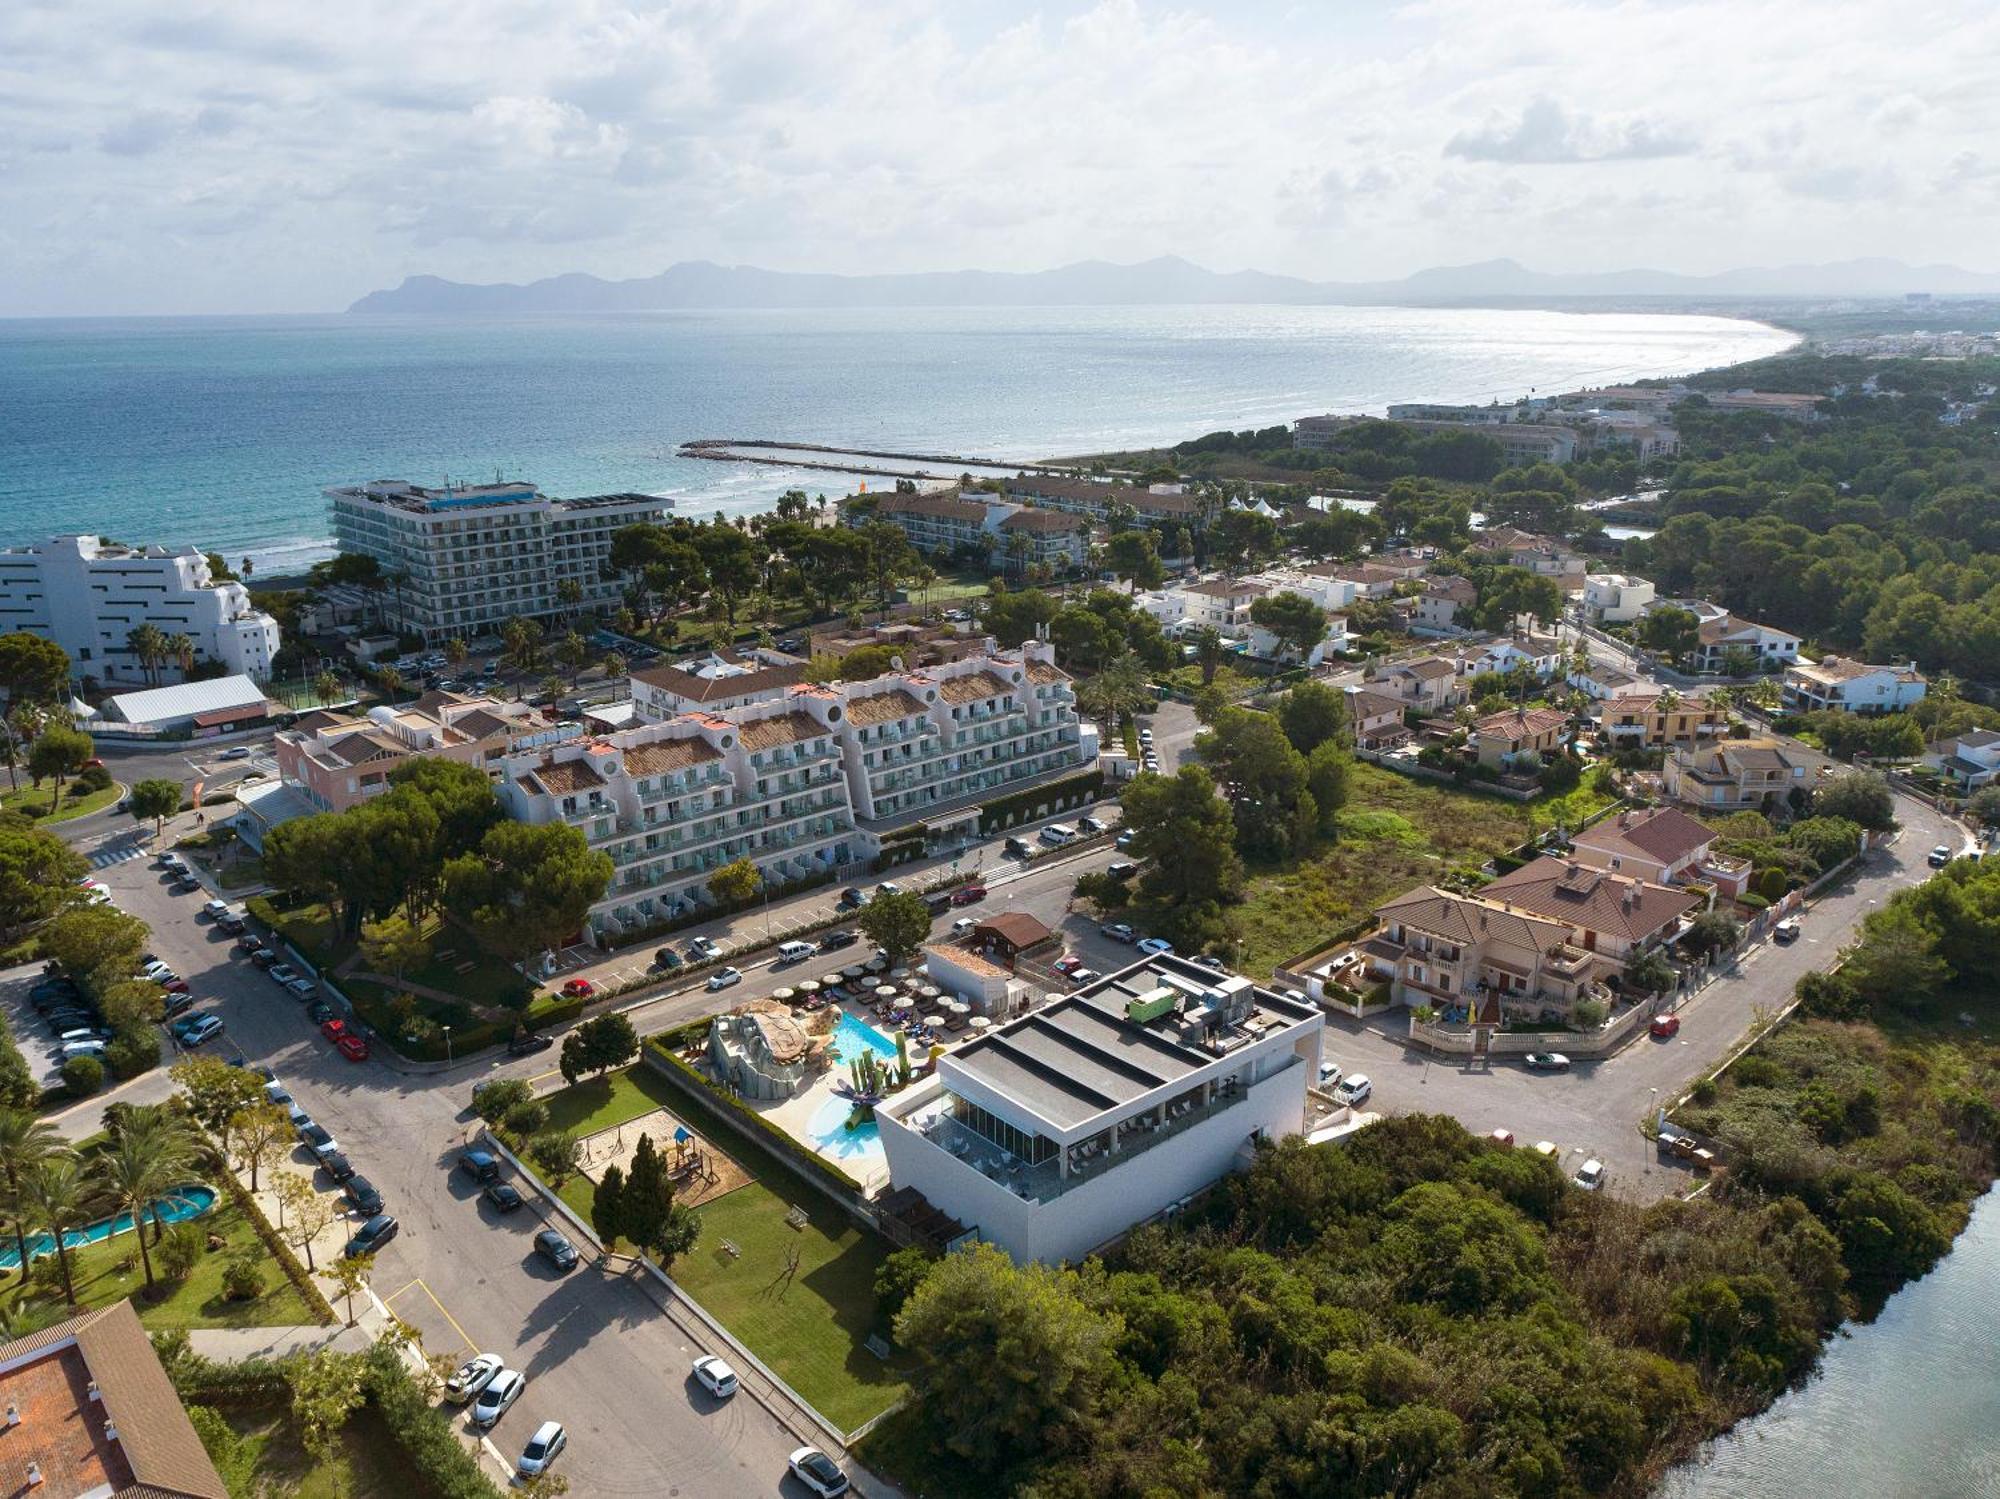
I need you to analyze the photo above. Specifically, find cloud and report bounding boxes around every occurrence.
[1445,97,1696,164]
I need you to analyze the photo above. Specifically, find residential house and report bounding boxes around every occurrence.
[874,954,1325,1264]
[275,691,566,812]
[1581,573,1656,624]
[1471,705,1570,769]
[1366,548,1437,579]
[1345,687,1410,749]
[1925,729,2000,791]
[1305,561,1399,599]
[1596,691,1731,747]
[1178,578,1269,637]
[1663,736,1808,811]
[1569,805,1753,899]
[1251,567,1361,615]
[1376,656,1467,713]
[1474,528,1589,592]
[632,648,808,718]
[1247,612,1350,667]
[1783,657,1928,715]
[1459,636,1562,682]
[1568,664,1643,701]
[1652,600,1800,672]
[1413,575,1477,634]
[1480,857,1701,962]
[1362,885,1603,1023]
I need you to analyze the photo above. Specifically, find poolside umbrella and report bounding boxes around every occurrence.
[924,1012,946,1029]
[864,957,887,973]
[841,965,865,979]
[796,979,820,994]
[917,984,940,1000]
[772,987,795,1002]
[971,1016,992,1033]
[890,967,911,981]
[946,1000,969,1017]
[874,984,898,998]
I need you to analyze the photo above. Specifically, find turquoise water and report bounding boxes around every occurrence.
[805,1092,887,1169]
[0,1183,218,1269]
[830,1011,899,1066]
[0,306,1792,571]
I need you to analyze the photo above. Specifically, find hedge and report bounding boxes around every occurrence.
[0,994,37,1110]
[215,1165,337,1325]
[977,769,1105,834]
[643,1041,866,1197]
[360,1343,506,1499]
[159,1343,292,1404]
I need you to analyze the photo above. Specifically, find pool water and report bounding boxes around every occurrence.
[0,1183,218,1270]
[830,1011,900,1066]
[803,1012,902,1170]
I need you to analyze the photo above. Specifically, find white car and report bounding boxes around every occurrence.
[263,1080,292,1106]
[1135,936,1173,957]
[951,917,976,936]
[788,1447,851,1497]
[691,1354,738,1399]
[1333,1074,1372,1108]
[1573,1158,1606,1192]
[706,966,743,991]
[469,1367,524,1428]
[444,1352,504,1404]
[517,1420,567,1476]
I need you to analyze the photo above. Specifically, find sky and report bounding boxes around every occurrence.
[3,0,1998,316]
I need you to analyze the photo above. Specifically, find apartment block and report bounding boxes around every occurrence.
[1002,475,1201,525]
[875,954,1324,1265]
[324,478,670,641]
[1663,736,1809,811]
[1581,573,1656,624]
[1413,575,1477,633]
[1782,657,1928,715]
[275,691,567,813]
[0,535,280,683]
[861,489,1089,571]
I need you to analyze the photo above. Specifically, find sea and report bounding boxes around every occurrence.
[1659,1185,2000,1498]
[0,304,1793,574]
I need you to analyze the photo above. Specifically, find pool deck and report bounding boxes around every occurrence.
[751,1005,903,1194]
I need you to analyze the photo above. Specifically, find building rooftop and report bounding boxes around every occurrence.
[736,710,828,752]
[1483,857,1700,943]
[93,676,269,726]
[935,671,1012,705]
[845,688,928,726]
[973,912,1056,950]
[1473,706,1571,740]
[945,956,1318,1130]
[633,653,807,703]
[519,757,606,796]
[997,508,1087,534]
[1022,659,1070,686]
[873,490,985,524]
[1346,688,1407,721]
[1789,655,1923,685]
[1377,885,1573,954]
[620,734,724,775]
[1570,807,1718,868]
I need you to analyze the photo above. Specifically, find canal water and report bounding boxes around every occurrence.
[1658,1184,2000,1497]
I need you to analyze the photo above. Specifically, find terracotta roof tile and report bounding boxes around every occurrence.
[936,671,1012,705]
[845,688,926,726]
[621,736,723,774]
[1482,857,1699,944]
[737,711,828,752]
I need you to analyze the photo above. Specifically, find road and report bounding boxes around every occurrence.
[85,852,834,1499]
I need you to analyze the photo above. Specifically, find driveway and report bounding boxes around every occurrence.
[1317,791,1963,1199]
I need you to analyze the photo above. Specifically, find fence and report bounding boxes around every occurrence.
[1409,997,1656,1058]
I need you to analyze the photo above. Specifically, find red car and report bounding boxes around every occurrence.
[1052,955,1083,975]
[335,1032,370,1062]
[320,1017,350,1043]
[161,978,190,994]
[560,978,595,998]
[949,885,988,906]
[1650,1014,1682,1039]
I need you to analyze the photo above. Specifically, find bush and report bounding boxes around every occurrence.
[472,1079,533,1124]
[221,1251,266,1301]
[0,1006,38,1110]
[158,1223,205,1284]
[74,763,114,793]
[499,1097,549,1139]
[104,1025,160,1081]
[359,1343,506,1499]
[216,1168,336,1325]
[1573,998,1608,1028]
[60,1054,104,1097]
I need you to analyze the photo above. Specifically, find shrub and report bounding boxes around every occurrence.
[104,1025,160,1081]
[500,1098,549,1139]
[359,1343,506,1499]
[74,764,114,793]
[159,1223,205,1283]
[472,1079,533,1124]
[60,1054,104,1097]
[1573,998,1608,1028]
[221,1251,266,1301]
[216,1167,336,1325]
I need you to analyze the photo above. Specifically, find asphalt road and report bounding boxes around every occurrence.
[86,852,834,1499]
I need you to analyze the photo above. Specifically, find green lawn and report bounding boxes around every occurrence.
[1230,763,1615,977]
[197,1397,426,1499]
[0,780,121,824]
[0,1195,316,1332]
[543,1064,909,1432]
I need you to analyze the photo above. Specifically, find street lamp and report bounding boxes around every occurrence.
[442,1025,453,1067]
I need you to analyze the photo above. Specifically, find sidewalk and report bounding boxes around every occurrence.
[187,1322,373,1361]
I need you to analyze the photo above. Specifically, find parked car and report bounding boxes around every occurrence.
[161,991,196,1018]
[535,1228,578,1272]
[1100,922,1136,943]
[1534,1140,1561,1161]
[470,1368,525,1429]
[1136,936,1174,957]
[1052,954,1084,975]
[336,1032,370,1062]
[268,964,299,986]
[1523,1052,1571,1072]
[951,917,977,937]
[250,947,279,968]
[789,1446,851,1498]
[306,999,335,1024]
[876,881,903,897]
[218,745,253,761]
[160,977,191,995]
[201,899,231,921]
[459,1149,501,1183]
[174,1014,225,1048]
[1115,830,1136,850]
[172,874,201,894]
[343,1177,384,1217]
[837,887,865,910]
[1650,1014,1682,1039]
[686,936,720,960]
[818,929,860,952]
[1317,1060,1343,1089]
[1076,815,1104,835]
[1774,917,1802,943]
[286,976,318,1000]
[318,1150,356,1183]
[1193,954,1227,973]
[506,1031,554,1057]
[706,966,743,992]
[1066,968,1100,987]
[344,1214,399,1256]
[263,1079,292,1106]
[234,933,265,956]
[652,947,684,970]
[216,912,247,935]
[560,978,595,998]
[517,1420,567,1477]
[1930,843,1954,867]
[1333,1074,1373,1108]
[319,1017,352,1044]
[1490,1128,1516,1147]
[1573,1159,1607,1192]
[949,884,987,906]
[299,1122,339,1159]
[445,1352,504,1404]
[690,1354,738,1399]
[483,1182,525,1213]
[1105,861,1139,880]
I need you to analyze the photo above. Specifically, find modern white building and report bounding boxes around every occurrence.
[1782,657,1928,715]
[323,479,670,642]
[875,955,1324,1264]
[0,536,280,683]
[1581,573,1656,624]
[91,674,272,733]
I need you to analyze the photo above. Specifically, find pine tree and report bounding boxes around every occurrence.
[590,1163,625,1250]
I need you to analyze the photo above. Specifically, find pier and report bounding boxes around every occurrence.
[679,438,1083,484]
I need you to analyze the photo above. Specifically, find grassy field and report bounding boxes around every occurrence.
[0,1195,316,1331]
[0,780,121,823]
[1230,762,1616,977]
[198,1398,421,1499]
[538,1064,909,1431]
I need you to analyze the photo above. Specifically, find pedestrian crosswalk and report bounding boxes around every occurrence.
[87,841,145,870]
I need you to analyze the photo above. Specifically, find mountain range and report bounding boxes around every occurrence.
[347,254,2000,315]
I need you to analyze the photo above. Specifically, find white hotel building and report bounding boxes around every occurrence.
[496,638,1090,942]
[0,536,280,683]
[323,479,669,642]
[877,955,1325,1264]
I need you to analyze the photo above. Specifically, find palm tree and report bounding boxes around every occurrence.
[126,623,168,686]
[376,666,404,703]
[22,1158,94,1307]
[602,651,628,682]
[1003,531,1033,580]
[166,633,196,681]
[0,1110,64,1281]
[444,637,469,672]
[1195,627,1226,687]
[96,1109,196,1294]
[312,671,340,707]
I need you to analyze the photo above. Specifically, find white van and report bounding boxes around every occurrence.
[1039,824,1078,848]
[1333,1074,1372,1108]
[775,941,815,965]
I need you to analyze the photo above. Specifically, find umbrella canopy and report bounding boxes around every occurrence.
[916,984,940,1000]
[946,999,969,1016]
[970,1016,993,1032]
[864,957,888,973]
[890,967,911,980]
[772,987,795,1002]
[874,983,898,997]
[796,979,820,994]
[923,1013,946,1028]
[841,965,866,979]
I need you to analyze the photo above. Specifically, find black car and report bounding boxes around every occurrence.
[652,946,684,971]
[837,887,865,910]
[483,1182,525,1213]
[234,933,264,956]
[344,1214,398,1257]
[343,1176,384,1216]
[817,929,860,952]
[1005,837,1031,857]
[1105,861,1139,880]
[249,948,279,968]
[459,1149,501,1184]
[506,1031,554,1057]
[161,991,196,1018]
[318,1150,357,1183]
[30,982,80,1011]
[534,1229,578,1272]
[45,1009,97,1034]
[172,874,201,893]
[306,1000,335,1024]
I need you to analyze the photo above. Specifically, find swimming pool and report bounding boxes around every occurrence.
[829,1011,900,1067]
[0,1183,218,1270]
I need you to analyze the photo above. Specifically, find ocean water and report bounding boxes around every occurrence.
[0,305,1792,572]
[1660,1186,2000,1497]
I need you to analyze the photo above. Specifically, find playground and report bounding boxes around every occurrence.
[575,1106,749,1210]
